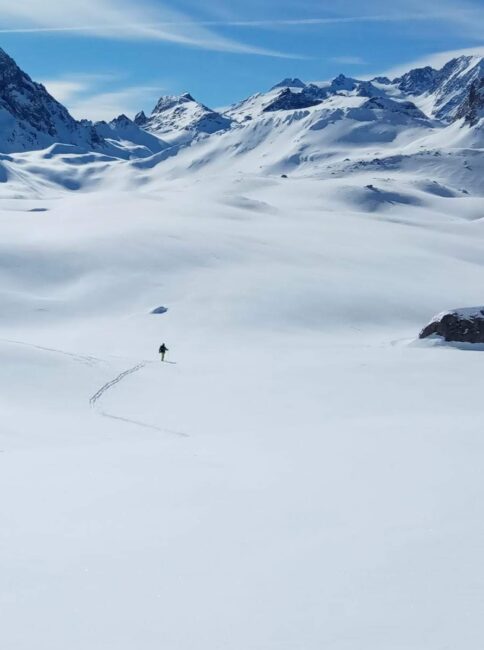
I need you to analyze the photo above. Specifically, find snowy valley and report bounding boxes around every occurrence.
[1,46,484,650]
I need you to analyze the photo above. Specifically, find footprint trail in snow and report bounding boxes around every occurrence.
[90,362,188,438]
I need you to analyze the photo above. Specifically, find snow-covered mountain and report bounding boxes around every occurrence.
[136,92,233,144]
[224,56,484,131]
[0,48,102,153]
[0,47,169,158]
[0,47,484,180]
[390,55,484,123]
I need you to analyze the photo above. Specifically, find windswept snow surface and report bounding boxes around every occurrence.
[2,157,484,649]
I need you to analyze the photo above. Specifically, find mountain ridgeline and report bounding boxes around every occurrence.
[0,46,483,164]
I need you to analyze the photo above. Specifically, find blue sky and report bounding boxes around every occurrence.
[0,0,483,120]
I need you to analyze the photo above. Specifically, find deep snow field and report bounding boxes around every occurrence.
[2,160,484,649]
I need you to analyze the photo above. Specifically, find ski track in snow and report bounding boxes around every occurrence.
[0,337,103,366]
[90,362,188,438]
[89,363,147,406]
[2,338,187,437]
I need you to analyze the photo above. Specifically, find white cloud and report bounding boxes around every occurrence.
[380,0,484,40]
[40,73,162,121]
[41,74,117,103]
[68,86,163,122]
[370,46,484,79]
[147,1,484,35]
[0,0,482,59]
[42,80,89,104]
[190,0,484,44]
[0,0,298,57]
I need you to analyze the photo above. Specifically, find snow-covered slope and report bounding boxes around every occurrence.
[93,114,168,158]
[2,48,484,650]
[2,171,484,650]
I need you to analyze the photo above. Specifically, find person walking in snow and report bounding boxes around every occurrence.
[159,343,169,362]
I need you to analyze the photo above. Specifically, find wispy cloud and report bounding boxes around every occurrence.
[185,0,484,44]
[193,12,480,27]
[0,0,299,57]
[1,0,483,58]
[41,74,117,103]
[69,86,163,122]
[374,46,484,79]
[41,73,163,121]
[382,0,484,40]
[0,2,482,34]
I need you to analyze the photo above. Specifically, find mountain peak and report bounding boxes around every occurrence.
[271,78,306,90]
[111,114,132,125]
[152,92,197,115]
[372,76,392,85]
[330,74,359,92]
[143,91,233,142]
[395,66,438,94]
[134,111,147,126]
[1,45,484,158]
[0,47,103,153]
[429,55,484,121]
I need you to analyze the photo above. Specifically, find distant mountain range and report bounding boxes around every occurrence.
[0,46,483,169]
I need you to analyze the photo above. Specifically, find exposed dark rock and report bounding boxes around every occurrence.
[356,81,380,98]
[455,78,484,125]
[263,89,323,112]
[419,307,484,343]
[432,57,484,122]
[134,111,148,126]
[110,114,132,127]
[151,306,168,315]
[372,76,392,85]
[394,66,438,95]
[330,74,358,91]
[361,96,426,118]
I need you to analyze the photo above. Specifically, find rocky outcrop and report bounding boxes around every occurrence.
[395,66,438,95]
[419,307,484,343]
[263,89,323,112]
[455,78,484,125]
